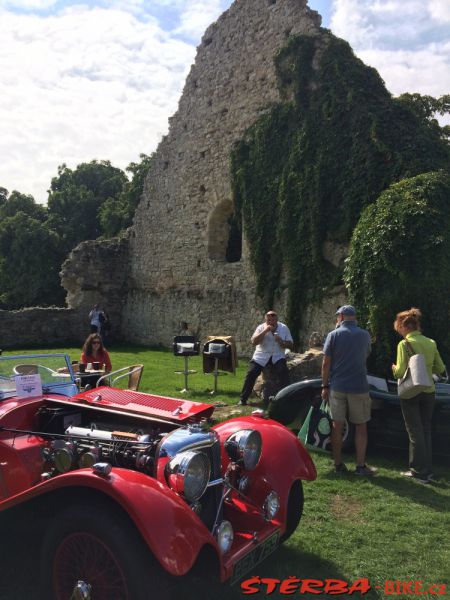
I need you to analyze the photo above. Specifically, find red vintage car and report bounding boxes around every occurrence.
[0,353,316,599]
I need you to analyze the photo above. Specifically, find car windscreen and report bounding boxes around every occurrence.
[0,354,74,398]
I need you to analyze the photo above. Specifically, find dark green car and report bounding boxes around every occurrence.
[268,376,450,457]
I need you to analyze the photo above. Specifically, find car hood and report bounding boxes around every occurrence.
[69,387,214,423]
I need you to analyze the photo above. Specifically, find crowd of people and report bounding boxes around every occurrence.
[80,300,444,482]
[241,305,445,483]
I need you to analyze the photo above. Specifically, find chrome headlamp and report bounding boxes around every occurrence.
[264,491,280,521]
[215,520,234,554]
[166,450,210,502]
[225,429,262,470]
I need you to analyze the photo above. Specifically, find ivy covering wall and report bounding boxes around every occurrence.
[230,32,449,345]
[345,170,450,374]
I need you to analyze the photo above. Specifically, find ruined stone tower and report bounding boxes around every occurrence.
[120,0,327,352]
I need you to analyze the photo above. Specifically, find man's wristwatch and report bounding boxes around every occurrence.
[322,384,330,388]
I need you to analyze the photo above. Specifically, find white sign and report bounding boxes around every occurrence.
[15,374,43,398]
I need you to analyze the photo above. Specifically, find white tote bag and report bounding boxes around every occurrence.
[397,342,431,399]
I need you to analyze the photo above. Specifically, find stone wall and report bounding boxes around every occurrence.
[0,235,130,350]
[60,235,130,341]
[0,307,82,349]
[121,0,323,354]
[55,0,348,355]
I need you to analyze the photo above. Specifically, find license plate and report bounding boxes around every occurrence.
[231,530,280,585]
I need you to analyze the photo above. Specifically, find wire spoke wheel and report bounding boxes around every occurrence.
[53,531,129,600]
[41,502,168,600]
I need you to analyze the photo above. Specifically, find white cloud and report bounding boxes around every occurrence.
[175,0,225,40]
[0,5,196,202]
[330,0,450,97]
[1,0,449,203]
[0,0,57,8]
[428,0,450,23]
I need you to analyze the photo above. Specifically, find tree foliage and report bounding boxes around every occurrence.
[98,153,153,237]
[0,190,47,222]
[0,154,151,309]
[47,160,128,252]
[345,171,450,373]
[0,212,65,309]
[230,33,450,342]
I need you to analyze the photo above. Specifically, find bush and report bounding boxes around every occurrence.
[345,170,450,374]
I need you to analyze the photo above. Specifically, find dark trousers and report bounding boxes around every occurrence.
[240,358,289,403]
[400,392,435,477]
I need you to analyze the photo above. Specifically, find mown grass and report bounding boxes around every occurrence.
[3,343,247,405]
[3,344,450,599]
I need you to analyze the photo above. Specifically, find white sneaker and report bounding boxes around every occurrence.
[400,470,429,484]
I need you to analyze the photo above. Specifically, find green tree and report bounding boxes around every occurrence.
[0,190,47,222]
[47,160,127,251]
[344,170,450,374]
[98,153,153,238]
[0,212,65,309]
[231,33,450,341]
[0,187,7,208]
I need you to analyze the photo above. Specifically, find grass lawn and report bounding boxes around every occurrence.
[3,344,450,599]
[3,343,248,405]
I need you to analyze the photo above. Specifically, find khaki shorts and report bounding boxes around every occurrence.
[329,390,371,424]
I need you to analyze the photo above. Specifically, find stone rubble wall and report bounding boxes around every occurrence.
[121,0,323,353]
[0,235,130,351]
[49,0,347,356]
[0,307,82,349]
[60,235,130,342]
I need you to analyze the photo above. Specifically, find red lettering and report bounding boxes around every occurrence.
[299,579,324,594]
[241,576,261,595]
[384,581,395,594]
[429,584,447,595]
[279,577,300,594]
[260,578,280,594]
[324,579,349,595]
[348,579,371,595]
[414,581,424,595]
[402,581,413,594]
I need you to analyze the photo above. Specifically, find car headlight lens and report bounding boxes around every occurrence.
[225,429,262,470]
[215,520,234,554]
[264,491,280,521]
[166,450,210,502]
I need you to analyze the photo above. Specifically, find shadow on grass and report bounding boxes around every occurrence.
[177,546,381,600]
[318,448,450,512]
[367,475,450,512]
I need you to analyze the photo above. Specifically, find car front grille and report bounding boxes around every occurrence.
[199,437,223,531]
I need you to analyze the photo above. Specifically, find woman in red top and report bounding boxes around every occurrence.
[80,334,112,373]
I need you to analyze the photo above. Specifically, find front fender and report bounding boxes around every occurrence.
[0,468,218,577]
[213,416,316,527]
[268,378,322,425]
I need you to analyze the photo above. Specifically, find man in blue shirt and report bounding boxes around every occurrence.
[321,305,376,476]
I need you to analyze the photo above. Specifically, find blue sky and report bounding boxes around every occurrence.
[1,0,449,203]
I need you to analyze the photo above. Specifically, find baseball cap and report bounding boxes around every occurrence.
[336,305,356,316]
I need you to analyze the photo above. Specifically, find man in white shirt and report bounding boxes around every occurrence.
[89,304,103,333]
[238,311,293,405]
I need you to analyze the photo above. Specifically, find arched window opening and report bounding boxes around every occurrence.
[208,200,242,262]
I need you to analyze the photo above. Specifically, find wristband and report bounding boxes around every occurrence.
[322,384,329,388]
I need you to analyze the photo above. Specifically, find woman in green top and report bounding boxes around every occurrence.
[392,308,445,483]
